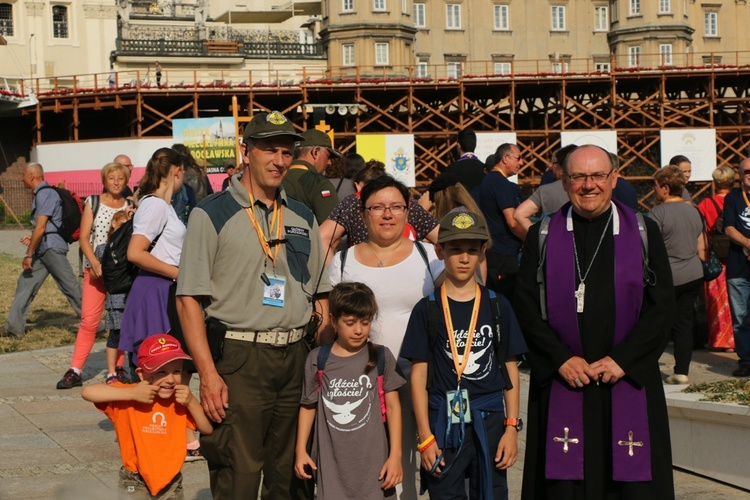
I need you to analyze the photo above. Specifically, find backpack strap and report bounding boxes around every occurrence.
[339,247,349,281]
[537,216,551,321]
[376,344,387,423]
[708,196,722,215]
[488,290,512,391]
[88,195,101,244]
[636,213,656,287]
[426,292,439,391]
[316,342,334,390]
[414,241,436,287]
[33,185,63,238]
[90,195,101,222]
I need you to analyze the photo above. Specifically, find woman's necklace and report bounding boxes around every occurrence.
[366,238,404,268]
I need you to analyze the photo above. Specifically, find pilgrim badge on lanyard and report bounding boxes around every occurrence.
[446,389,471,424]
[262,275,286,307]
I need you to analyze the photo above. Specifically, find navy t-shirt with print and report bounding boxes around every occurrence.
[723,189,750,280]
[400,284,527,400]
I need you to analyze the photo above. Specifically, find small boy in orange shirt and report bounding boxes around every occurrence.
[82,334,213,498]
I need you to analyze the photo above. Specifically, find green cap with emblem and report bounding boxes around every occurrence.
[437,211,490,244]
[298,129,342,158]
[242,111,304,141]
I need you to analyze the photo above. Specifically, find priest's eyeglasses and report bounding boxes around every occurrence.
[364,204,408,216]
[565,169,615,185]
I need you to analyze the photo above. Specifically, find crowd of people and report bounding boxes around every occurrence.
[2,115,749,500]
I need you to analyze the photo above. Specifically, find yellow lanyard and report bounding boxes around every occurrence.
[245,191,283,265]
[742,188,750,209]
[441,283,481,383]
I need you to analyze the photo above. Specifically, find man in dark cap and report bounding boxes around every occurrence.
[177,111,331,499]
[282,129,341,224]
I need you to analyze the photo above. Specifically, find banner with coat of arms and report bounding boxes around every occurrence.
[355,134,416,187]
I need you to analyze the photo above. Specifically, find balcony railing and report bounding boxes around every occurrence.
[6,50,750,99]
[114,38,324,59]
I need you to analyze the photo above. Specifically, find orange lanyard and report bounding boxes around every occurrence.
[742,188,750,209]
[245,191,283,265]
[441,283,481,383]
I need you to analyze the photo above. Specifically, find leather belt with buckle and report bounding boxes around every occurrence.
[225,328,304,347]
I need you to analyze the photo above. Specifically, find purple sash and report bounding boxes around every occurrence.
[544,200,652,482]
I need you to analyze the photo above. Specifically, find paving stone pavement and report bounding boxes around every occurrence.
[0,341,747,499]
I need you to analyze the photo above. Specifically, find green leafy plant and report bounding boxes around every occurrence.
[684,379,750,406]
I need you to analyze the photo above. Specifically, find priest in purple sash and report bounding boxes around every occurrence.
[514,145,676,499]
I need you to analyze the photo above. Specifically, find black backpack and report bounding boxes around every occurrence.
[101,197,163,294]
[707,197,730,260]
[34,186,84,243]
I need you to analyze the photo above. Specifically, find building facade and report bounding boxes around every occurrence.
[1,1,750,88]
[321,0,750,78]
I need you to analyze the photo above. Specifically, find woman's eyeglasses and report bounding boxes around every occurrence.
[364,204,408,216]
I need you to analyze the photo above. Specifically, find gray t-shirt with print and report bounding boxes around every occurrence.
[301,345,405,500]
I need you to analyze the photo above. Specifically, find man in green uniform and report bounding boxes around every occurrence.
[282,129,341,224]
[176,111,331,499]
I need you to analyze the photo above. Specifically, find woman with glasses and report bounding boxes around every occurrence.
[326,175,445,500]
[320,161,440,266]
[649,165,705,385]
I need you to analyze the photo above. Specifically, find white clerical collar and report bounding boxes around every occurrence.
[565,201,620,234]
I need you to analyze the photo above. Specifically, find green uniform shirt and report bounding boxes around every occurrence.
[176,178,331,331]
[282,159,339,225]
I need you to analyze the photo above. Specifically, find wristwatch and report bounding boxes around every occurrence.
[503,418,523,431]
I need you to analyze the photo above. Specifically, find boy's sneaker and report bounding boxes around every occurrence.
[115,366,130,384]
[185,448,204,462]
[105,374,117,385]
[56,369,82,390]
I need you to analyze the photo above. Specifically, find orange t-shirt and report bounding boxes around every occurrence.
[95,383,197,496]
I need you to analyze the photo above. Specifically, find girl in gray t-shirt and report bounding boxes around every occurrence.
[295,283,406,499]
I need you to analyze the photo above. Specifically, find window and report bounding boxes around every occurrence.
[659,0,671,14]
[550,55,569,74]
[628,46,641,67]
[659,44,673,65]
[629,0,640,16]
[375,42,389,65]
[594,62,611,72]
[0,3,13,37]
[374,0,386,11]
[447,62,462,79]
[52,5,69,39]
[594,6,608,31]
[612,0,618,22]
[494,62,511,75]
[413,3,425,27]
[704,12,718,36]
[416,60,429,78]
[551,6,566,31]
[446,4,461,29]
[342,0,353,12]
[342,44,355,66]
[402,0,407,13]
[494,5,509,30]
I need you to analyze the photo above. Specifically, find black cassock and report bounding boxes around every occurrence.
[515,208,676,500]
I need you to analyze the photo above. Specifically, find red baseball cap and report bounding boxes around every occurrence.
[138,334,192,373]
